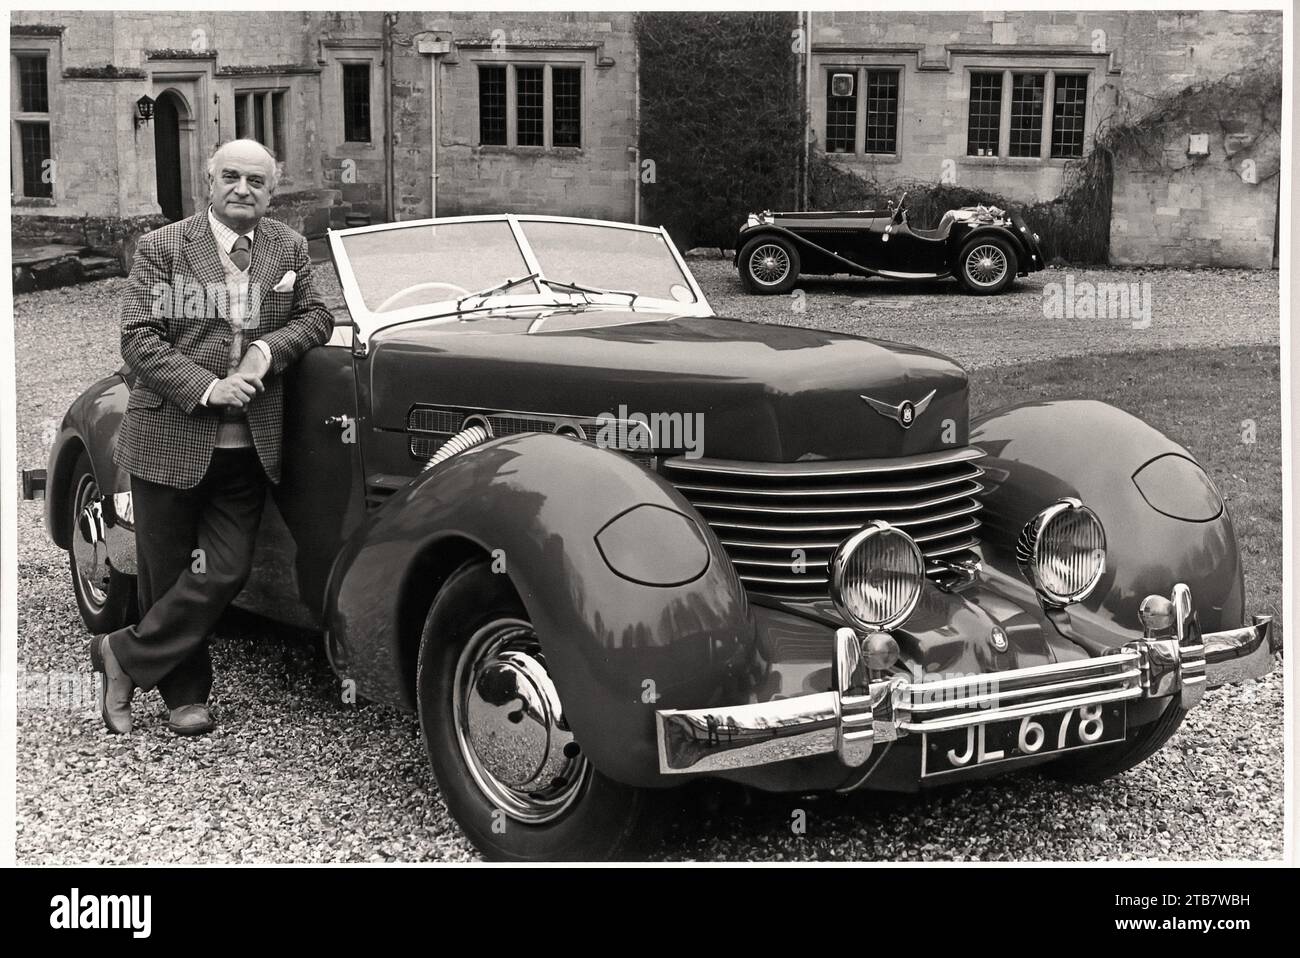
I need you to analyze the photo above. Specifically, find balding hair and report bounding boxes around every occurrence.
[207,138,282,190]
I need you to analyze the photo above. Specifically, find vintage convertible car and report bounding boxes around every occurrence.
[735,193,1045,295]
[27,214,1274,861]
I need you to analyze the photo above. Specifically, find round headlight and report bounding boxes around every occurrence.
[1016,497,1107,607]
[829,521,925,631]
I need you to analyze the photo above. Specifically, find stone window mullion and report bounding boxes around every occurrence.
[998,69,1012,157]
[1040,68,1056,160]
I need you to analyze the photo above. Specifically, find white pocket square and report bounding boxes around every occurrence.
[271,270,297,293]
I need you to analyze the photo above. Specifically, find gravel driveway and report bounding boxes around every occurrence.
[12,265,1282,863]
[687,256,1280,369]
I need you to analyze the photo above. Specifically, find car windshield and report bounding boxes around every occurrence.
[337,217,698,316]
[340,220,536,313]
[521,221,697,304]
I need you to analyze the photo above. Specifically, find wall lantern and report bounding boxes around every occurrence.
[134,94,155,128]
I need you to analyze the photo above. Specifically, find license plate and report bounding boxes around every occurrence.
[921,703,1126,777]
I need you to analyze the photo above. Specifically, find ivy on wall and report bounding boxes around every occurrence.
[811,63,1282,266]
[637,12,803,252]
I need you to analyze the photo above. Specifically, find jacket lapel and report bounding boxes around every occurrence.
[182,211,229,291]
[246,225,282,329]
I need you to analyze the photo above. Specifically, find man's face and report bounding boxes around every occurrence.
[209,142,275,231]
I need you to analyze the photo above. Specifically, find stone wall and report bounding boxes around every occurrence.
[809,9,1282,266]
[10,10,1280,268]
[9,10,383,243]
[810,11,1123,202]
[387,11,638,221]
[1107,11,1282,267]
[10,211,167,272]
[10,9,637,260]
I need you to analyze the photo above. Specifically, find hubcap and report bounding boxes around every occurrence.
[72,477,110,608]
[750,244,791,285]
[965,244,1008,287]
[453,619,590,823]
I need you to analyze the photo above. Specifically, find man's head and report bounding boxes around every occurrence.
[207,138,279,232]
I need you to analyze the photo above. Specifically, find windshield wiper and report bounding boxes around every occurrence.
[456,272,541,311]
[538,278,640,307]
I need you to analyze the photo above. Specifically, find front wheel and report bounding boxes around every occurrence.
[738,236,801,295]
[67,451,137,633]
[1042,698,1188,784]
[955,236,1018,295]
[415,560,660,861]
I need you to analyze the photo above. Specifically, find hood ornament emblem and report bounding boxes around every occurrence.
[860,388,936,430]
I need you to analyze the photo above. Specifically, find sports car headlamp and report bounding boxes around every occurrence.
[829,521,925,632]
[1016,497,1107,608]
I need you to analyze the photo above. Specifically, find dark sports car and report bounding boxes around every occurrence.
[27,214,1273,861]
[736,193,1045,295]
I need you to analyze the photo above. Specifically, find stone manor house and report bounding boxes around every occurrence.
[9,9,1282,271]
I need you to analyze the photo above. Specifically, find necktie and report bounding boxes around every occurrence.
[224,234,252,425]
[229,234,252,272]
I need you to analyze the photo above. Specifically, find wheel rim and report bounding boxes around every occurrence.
[964,244,1008,287]
[749,244,792,286]
[71,474,111,610]
[452,618,591,824]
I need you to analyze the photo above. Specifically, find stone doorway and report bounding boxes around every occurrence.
[151,87,199,222]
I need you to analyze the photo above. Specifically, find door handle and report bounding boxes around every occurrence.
[325,414,355,428]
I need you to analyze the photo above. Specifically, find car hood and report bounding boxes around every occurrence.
[366,312,969,461]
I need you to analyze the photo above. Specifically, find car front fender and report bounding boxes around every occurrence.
[46,373,130,549]
[971,399,1246,650]
[324,432,757,788]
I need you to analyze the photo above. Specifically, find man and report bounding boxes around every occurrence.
[90,138,333,736]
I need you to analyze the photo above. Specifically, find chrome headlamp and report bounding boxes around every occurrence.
[1016,497,1107,607]
[829,521,925,631]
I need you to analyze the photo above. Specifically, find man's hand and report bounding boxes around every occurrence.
[206,372,264,408]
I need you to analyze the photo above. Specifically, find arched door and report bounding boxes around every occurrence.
[153,91,184,221]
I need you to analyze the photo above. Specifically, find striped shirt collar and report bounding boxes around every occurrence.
[207,205,257,256]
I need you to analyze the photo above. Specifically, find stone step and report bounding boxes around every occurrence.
[11,243,123,292]
[79,255,122,280]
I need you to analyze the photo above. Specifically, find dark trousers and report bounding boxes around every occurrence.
[108,447,267,708]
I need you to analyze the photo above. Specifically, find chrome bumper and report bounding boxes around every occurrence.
[655,584,1273,775]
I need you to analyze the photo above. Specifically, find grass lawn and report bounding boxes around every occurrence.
[969,344,1282,644]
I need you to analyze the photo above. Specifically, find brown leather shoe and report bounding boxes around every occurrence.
[167,704,215,737]
[88,634,133,734]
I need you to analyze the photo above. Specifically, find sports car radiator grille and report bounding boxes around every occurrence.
[663,447,985,598]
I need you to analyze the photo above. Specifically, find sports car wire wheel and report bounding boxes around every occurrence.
[964,244,1008,287]
[452,618,591,824]
[749,244,792,286]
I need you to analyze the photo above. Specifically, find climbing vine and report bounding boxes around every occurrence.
[637,12,803,252]
[811,63,1281,265]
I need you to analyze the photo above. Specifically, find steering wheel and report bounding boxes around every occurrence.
[891,191,910,223]
[375,281,472,313]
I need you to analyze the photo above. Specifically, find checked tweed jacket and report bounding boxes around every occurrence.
[115,211,334,488]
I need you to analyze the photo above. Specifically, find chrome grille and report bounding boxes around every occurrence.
[409,408,464,434]
[406,405,655,468]
[487,414,570,437]
[663,447,984,597]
